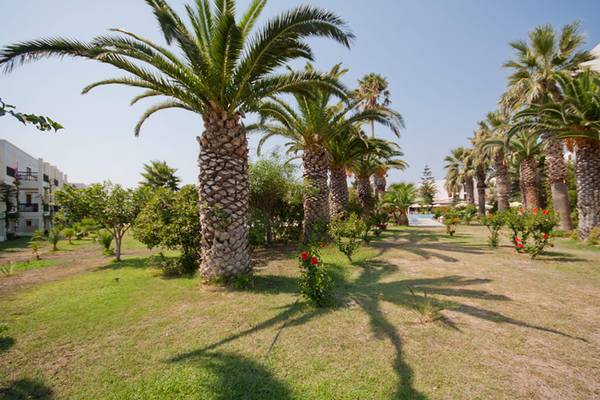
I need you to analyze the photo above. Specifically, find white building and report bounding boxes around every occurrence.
[0,140,68,241]
[433,179,480,206]
[582,43,600,72]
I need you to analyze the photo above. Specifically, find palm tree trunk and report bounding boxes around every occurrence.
[575,139,600,240]
[543,134,573,230]
[357,174,374,212]
[198,112,250,282]
[464,177,475,204]
[520,156,541,210]
[494,153,511,211]
[476,166,487,216]
[373,171,387,201]
[302,145,330,244]
[329,166,349,218]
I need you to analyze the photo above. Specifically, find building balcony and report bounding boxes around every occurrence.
[18,203,39,213]
[16,171,38,181]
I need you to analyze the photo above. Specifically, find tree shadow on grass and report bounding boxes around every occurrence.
[0,336,15,353]
[0,378,53,400]
[535,251,587,263]
[370,228,491,262]
[170,352,292,400]
[168,248,587,399]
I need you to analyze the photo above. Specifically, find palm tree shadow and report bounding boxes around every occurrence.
[0,378,53,399]
[0,336,15,353]
[170,352,292,400]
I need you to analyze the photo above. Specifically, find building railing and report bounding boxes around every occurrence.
[18,203,39,212]
[16,171,39,181]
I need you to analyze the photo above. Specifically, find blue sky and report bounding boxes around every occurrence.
[1,0,599,187]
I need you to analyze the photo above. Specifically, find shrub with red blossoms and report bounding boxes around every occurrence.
[503,208,558,258]
[297,247,333,307]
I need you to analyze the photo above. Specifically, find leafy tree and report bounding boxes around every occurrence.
[62,227,75,244]
[47,227,63,251]
[140,160,180,191]
[419,165,437,206]
[383,183,417,225]
[0,183,18,236]
[0,0,354,282]
[502,22,592,230]
[0,97,63,131]
[329,213,366,263]
[55,182,142,261]
[134,185,200,272]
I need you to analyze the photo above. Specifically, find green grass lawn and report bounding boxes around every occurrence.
[2,259,63,274]
[0,226,599,399]
[0,237,31,252]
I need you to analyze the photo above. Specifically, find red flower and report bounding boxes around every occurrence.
[514,237,521,243]
[543,233,549,240]
[300,252,308,261]
[517,243,524,249]
[543,209,549,216]
[533,207,538,214]
[311,257,318,265]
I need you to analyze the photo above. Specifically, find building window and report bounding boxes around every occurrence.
[53,179,59,186]
[26,220,32,227]
[26,194,32,204]
[6,166,15,177]
[43,174,49,183]
[26,167,32,175]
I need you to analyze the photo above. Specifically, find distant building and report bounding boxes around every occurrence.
[582,43,600,72]
[0,140,68,241]
[432,179,479,206]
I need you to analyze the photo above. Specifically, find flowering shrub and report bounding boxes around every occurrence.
[506,208,558,258]
[297,248,333,307]
[329,213,367,262]
[442,209,461,236]
[369,208,389,237]
[481,213,504,247]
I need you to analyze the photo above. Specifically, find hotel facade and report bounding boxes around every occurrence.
[0,139,68,241]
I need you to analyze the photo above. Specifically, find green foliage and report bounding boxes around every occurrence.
[150,252,196,277]
[297,247,333,307]
[587,227,600,246]
[369,208,389,237]
[459,204,478,225]
[0,263,14,277]
[139,160,180,191]
[329,213,366,263]
[97,230,114,254]
[419,165,437,206]
[481,213,504,247]
[47,227,62,251]
[249,154,303,245]
[0,97,63,131]
[442,209,461,236]
[55,182,143,261]
[408,287,444,324]
[62,228,75,244]
[134,185,200,274]
[383,182,416,225]
[432,206,449,220]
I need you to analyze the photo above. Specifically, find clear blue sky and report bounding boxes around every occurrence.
[1,0,599,187]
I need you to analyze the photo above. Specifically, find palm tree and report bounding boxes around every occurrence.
[510,71,600,239]
[354,73,393,197]
[383,183,417,225]
[253,65,403,242]
[140,160,180,191]
[485,131,543,209]
[476,111,512,211]
[0,0,354,281]
[470,127,492,216]
[351,143,407,212]
[444,147,475,204]
[502,22,593,230]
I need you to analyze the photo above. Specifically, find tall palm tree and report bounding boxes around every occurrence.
[383,182,417,225]
[510,71,600,239]
[354,73,393,197]
[470,127,492,216]
[252,65,403,242]
[0,0,354,281]
[484,131,543,209]
[444,147,475,204]
[502,22,593,230]
[140,160,180,190]
[351,143,407,212]
[476,111,512,211]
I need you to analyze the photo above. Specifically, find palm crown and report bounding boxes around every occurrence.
[0,0,355,134]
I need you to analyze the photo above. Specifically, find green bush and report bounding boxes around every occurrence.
[62,228,75,244]
[442,209,461,236]
[297,248,333,308]
[369,208,389,237]
[329,213,367,263]
[97,229,114,255]
[47,227,63,251]
[460,204,478,225]
[586,226,600,246]
[481,213,504,247]
[151,252,196,277]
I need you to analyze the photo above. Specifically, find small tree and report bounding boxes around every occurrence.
[383,182,417,225]
[47,227,62,251]
[139,160,181,191]
[55,182,142,261]
[443,209,460,236]
[134,185,200,274]
[419,165,437,207]
[62,228,75,244]
[329,213,367,263]
[482,213,504,247]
